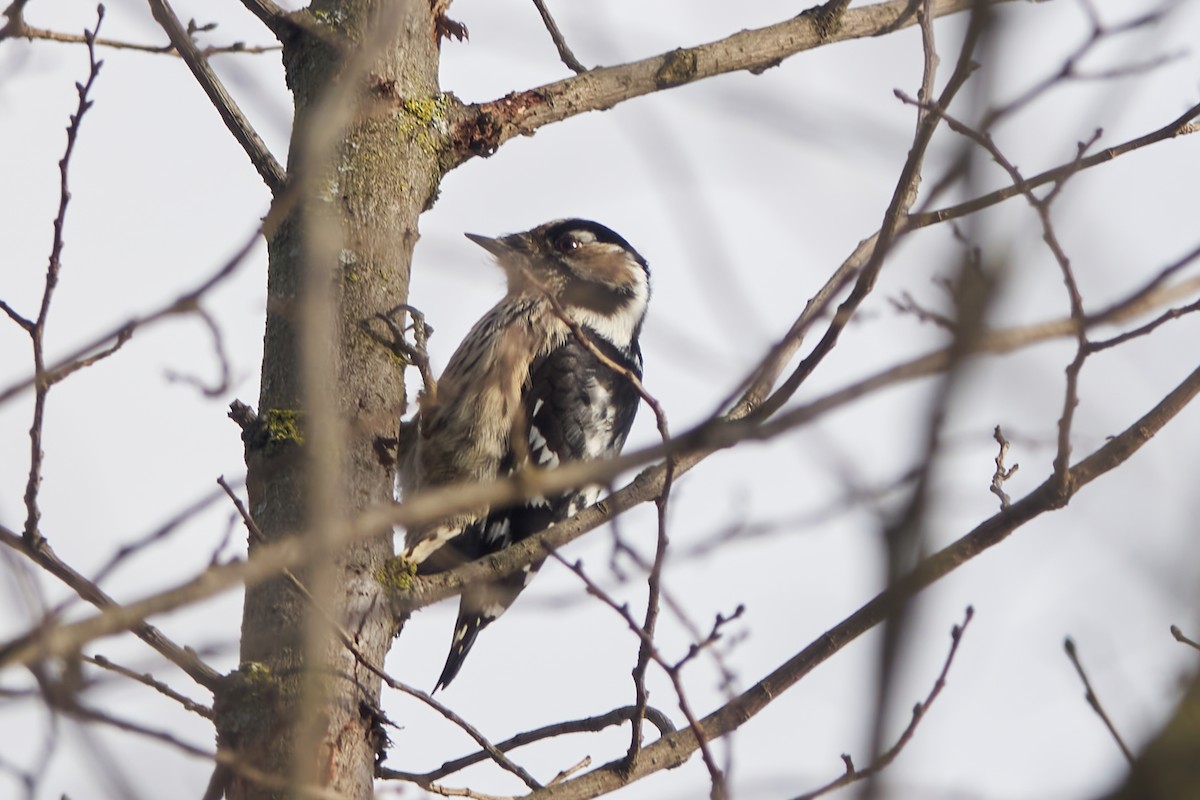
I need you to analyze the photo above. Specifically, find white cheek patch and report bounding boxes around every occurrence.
[566,263,649,351]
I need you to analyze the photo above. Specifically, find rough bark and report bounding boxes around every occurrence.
[222,1,443,797]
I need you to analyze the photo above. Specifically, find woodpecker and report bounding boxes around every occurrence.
[401,219,650,690]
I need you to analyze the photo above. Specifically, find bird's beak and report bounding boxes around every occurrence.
[464,232,509,258]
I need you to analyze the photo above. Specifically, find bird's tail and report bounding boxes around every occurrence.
[433,563,542,691]
[434,607,492,692]
[434,574,530,691]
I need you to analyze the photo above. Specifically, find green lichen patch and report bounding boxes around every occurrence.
[377,555,418,593]
[264,409,305,445]
[233,660,275,684]
[214,662,283,746]
[402,95,442,123]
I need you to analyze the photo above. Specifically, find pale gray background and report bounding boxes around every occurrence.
[2,1,1200,798]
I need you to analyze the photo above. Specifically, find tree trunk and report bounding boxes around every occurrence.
[222,2,442,796]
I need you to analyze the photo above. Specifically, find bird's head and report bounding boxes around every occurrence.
[466,219,650,349]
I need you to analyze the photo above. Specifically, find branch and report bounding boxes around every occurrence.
[512,361,1200,800]
[1064,638,1135,764]
[1170,625,1200,653]
[793,607,974,800]
[0,220,264,406]
[18,5,105,546]
[146,0,286,191]
[9,284,1200,672]
[238,0,294,38]
[0,522,223,691]
[215,478,544,792]
[379,705,674,785]
[447,0,1014,164]
[549,553,727,798]
[10,24,281,55]
[530,0,586,74]
[725,100,1200,422]
[84,654,213,718]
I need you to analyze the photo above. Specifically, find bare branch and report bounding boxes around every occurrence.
[989,426,1018,510]
[146,0,286,190]
[0,220,265,406]
[1064,637,1135,764]
[17,5,105,547]
[0,522,223,691]
[379,705,674,784]
[447,0,1016,164]
[793,606,975,800]
[550,553,727,798]
[10,23,281,55]
[238,0,294,38]
[217,476,543,792]
[530,0,586,74]
[83,654,213,718]
[163,306,233,397]
[9,276,1198,674]
[511,364,1200,799]
[1169,625,1200,653]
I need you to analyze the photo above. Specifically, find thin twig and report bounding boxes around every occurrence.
[530,0,586,73]
[990,425,1018,510]
[0,219,265,406]
[751,0,985,425]
[1064,637,1135,764]
[1169,625,1200,653]
[20,5,105,547]
[379,705,674,784]
[896,89,1104,494]
[83,654,213,718]
[11,275,1199,674]
[146,0,286,191]
[626,469,671,770]
[163,307,233,397]
[511,265,678,776]
[12,24,281,55]
[549,552,727,798]
[88,485,233,588]
[7,355,1200,800]
[0,523,223,691]
[793,607,975,800]
[1088,298,1200,353]
[217,477,543,792]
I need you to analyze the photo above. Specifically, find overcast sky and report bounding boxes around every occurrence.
[3,1,1200,798]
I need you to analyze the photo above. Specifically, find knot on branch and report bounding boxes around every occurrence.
[798,0,852,40]
[655,48,697,89]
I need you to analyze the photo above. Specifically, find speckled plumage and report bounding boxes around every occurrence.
[402,219,650,690]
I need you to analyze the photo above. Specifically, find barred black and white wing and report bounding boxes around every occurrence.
[434,334,642,691]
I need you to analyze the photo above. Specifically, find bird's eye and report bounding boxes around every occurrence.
[555,233,580,253]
